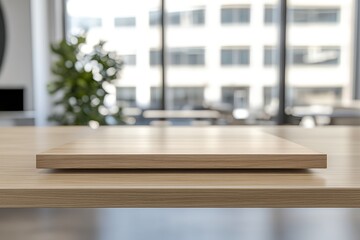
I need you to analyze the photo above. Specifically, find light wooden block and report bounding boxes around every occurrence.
[36,127,326,169]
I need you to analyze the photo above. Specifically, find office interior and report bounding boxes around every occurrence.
[0,0,359,239]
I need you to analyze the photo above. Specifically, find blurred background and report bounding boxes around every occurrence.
[0,0,360,239]
[0,0,359,127]
[1,208,360,240]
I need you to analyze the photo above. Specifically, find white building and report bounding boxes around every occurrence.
[66,0,355,117]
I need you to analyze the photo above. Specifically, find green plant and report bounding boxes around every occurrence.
[48,35,124,125]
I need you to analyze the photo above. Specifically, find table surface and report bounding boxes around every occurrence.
[0,126,359,208]
[36,127,326,169]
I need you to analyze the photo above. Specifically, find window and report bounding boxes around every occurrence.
[264,6,276,24]
[170,87,204,110]
[191,9,205,25]
[168,12,181,25]
[287,0,351,111]
[264,87,276,107]
[116,87,136,107]
[264,47,277,66]
[68,17,102,33]
[150,9,205,27]
[265,46,340,66]
[288,47,340,65]
[151,87,204,110]
[150,50,161,66]
[221,7,250,24]
[152,48,205,66]
[221,48,250,65]
[222,87,249,108]
[171,87,204,109]
[188,49,204,65]
[149,11,161,26]
[150,87,161,109]
[265,7,340,24]
[289,87,342,106]
[290,47,307,65]
[65,0,355,125]
[168,48,205,66]
[122,55,136,66]
[115,17,136,27]
[289,8,340,23]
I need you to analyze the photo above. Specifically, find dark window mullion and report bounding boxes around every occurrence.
[161,0,166,110]
[277,0,287,125]
[354,0,360,99]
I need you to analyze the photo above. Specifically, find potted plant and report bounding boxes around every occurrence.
[48,35,124,126]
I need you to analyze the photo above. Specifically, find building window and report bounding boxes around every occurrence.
[116,87,136,107]
[265,7,340,24]
[150,50,161,66]
[289,87,342,106]
[289,47,340,65]
[264,6,276,24]
[264,46,340,66]
[115,17,136,27]
[150,9,205,27]
[168,12,181,25]
[169,48,205,66]
[264,87,276,107]
[221,7,250,24]
[289,8,340,23]
[222,87,249,108]
[149,11,161,26]
[151,48,205,66]
[122,54,136,66]
[151,87,204,110]
[290,47,308,64]
[191,9,205,25]
[221,48,250,65]
[68,17,102,32]
[171,87,204,109]
[264,47,277,66]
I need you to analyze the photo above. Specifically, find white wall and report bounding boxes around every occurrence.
[31,0,63,125]
[0,0,33,110]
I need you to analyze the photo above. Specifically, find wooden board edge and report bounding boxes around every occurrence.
[0,187,358,208]
[36,153,327,169]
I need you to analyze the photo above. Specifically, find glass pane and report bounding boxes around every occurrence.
[264,6,276,24]
[221,7,251,24]
[168,12,181,26]
[221,9,233,23]
[165,0,279,124]
[287,0,354,116]
[289,8,340,23]
[191,9,205,25]
[149,11,161,26]
[114,17,136,27]
[221,49,233,65]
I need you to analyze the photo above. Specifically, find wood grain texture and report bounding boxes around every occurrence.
[36,127,326,169]
[0,126,359,207]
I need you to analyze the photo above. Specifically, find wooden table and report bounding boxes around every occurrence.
[0,126,359,208]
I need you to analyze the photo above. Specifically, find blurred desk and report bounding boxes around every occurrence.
[0,111,35,126]
[0,126,360,207]
[143,110,220,119]
[289,105,360,126]
[143,110,221,125]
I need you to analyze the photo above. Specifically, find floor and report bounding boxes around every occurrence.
[0,209,359,240]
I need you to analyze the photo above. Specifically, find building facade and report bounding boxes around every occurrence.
[66,0,354,118]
